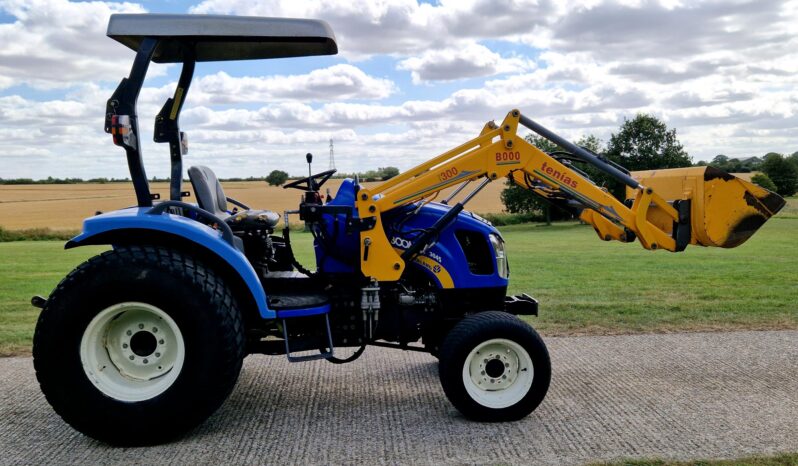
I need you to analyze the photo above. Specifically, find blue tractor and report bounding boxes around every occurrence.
[31,14,547,445]
[32,14,782,446]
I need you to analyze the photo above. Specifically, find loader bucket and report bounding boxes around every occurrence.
[627,166,785,248]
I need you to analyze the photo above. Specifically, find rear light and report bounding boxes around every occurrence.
[110,115,136,149]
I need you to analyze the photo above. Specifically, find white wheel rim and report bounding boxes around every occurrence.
[80,302,185,402]
[462,338,534,409]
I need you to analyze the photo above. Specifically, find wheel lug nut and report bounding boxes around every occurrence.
[138,323,144,329]
[155,352,161,357]
[159,339,165,345]
[481,371,485,375]
[129,355,134,360]
[126,330,132,336]
[122,343,128,349]
[143,359,148,364]
[152,327,158,333]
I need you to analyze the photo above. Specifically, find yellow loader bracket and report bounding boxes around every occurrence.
[356,109,785,281]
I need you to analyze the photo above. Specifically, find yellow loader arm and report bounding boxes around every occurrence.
[355,110,785,281]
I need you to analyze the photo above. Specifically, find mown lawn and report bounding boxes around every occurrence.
[1,203,796,355]
[597,451,798,465]
[504,213,797,335]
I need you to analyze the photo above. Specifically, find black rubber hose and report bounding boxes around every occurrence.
[324,345,366,364]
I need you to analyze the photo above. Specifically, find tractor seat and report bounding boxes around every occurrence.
[188,165,280,230]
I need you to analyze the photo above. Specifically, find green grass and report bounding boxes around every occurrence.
[1,202,796,355]
[503,214,798,335]
[596,452,798,465]
[0,243,106,355]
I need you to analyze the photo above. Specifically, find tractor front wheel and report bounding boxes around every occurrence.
[438,311,550,421]
[33,246,245,445]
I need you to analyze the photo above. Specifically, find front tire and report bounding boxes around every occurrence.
[33,246,245,445]
[439,311,550,422]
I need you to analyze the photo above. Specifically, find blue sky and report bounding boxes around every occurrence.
[1,0,797,180]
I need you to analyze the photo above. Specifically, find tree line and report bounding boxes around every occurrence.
[1,166,403,187]
[697,153,798,196]
[264,166,400,186]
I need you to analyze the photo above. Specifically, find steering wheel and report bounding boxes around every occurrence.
[283,169,337,192]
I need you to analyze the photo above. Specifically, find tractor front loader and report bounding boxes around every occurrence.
[30,13,784,446]
[352,109,785,283]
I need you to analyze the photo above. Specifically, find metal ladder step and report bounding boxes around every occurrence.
[279,311,334,363]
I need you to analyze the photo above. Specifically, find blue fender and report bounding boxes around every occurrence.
[66,207,274,319]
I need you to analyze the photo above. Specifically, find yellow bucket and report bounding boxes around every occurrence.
[628,167,785,248]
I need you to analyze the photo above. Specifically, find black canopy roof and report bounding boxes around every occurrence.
[107,14,338,63]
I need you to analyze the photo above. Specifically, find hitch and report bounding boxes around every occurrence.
[31,295,47,309]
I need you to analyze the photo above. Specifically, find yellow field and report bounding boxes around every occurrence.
[0,179,508,230]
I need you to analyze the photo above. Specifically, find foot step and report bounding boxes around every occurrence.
[277,305,334,363]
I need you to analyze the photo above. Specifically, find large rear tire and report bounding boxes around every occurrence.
[439,311,550,422]
[33,246,245,445]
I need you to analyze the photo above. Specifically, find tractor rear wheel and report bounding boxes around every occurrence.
[33,246,245,445]
[438,311,550,422]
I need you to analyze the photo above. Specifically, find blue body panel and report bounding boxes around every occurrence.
[316,179,508,289]
[68,207,276,319]
[384,202,508,289]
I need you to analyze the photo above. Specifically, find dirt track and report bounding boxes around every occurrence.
[1,330,796,465]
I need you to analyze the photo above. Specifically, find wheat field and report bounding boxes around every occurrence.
[0,179,508,230]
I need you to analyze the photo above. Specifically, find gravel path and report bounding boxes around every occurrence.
[1,330,796,465]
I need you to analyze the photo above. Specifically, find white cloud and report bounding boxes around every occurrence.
[0,0,160,88]
[397,43,535,83]
[190,65,396,103]
[188,0,553,58]
[2,0,798,180]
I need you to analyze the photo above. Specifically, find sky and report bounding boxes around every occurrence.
[1,0,797,180]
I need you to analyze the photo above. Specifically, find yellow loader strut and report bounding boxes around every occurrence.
[355,110,785,281]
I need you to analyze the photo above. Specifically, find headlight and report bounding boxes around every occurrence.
[489,233,509,279]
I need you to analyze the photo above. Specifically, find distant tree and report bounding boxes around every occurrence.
[605,114,692,171]
[265,169,289,186]
[708,154,761,173]
[379,166,400,180]
[787,152,798,171]
[750,173,778,192]
[526,135,560,153]
[760,153,797,196]
[711,154,729,166]
[595,114,690,199]
[726,158,744,172]
[500,179,541,214]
